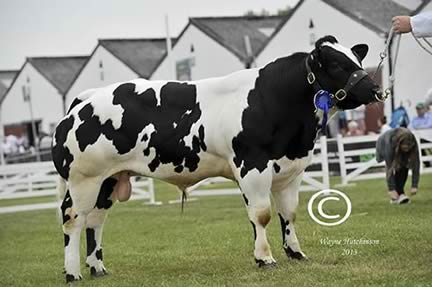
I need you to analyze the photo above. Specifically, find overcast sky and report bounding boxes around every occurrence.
[0,0,298,70]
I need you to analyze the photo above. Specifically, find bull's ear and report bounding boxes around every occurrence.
[351,44,369,61]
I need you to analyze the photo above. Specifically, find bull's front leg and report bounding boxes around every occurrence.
[272,174,307,260]
[236,163,276,268]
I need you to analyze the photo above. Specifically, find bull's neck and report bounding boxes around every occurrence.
[255,53,317,120]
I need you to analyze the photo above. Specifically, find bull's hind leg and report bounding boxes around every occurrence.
[85,177,118,277]
[272,174,307,260]
[236,164,276,267]
[62,178,101,283]
[61,190,84,282]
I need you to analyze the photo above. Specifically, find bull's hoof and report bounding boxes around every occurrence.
[284,247,308,260]
[65,274,82,283]
[255,258,277,269]
[90,266,109,278]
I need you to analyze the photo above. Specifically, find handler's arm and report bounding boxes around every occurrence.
[411,11,432,38]
[375,134,388,163]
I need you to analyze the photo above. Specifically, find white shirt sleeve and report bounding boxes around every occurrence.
[411,11,432,38]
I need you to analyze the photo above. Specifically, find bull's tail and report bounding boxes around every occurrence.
[56,177,67,223]
[181,189,187,214]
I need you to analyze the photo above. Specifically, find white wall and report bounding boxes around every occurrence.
[151,24,245,80]
[1,63,64,134]
[66,46,138,107]
[393,3,432,116]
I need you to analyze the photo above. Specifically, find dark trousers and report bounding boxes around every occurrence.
[394,167,409,195]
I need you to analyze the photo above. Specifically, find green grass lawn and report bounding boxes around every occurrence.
[1,175,431,287]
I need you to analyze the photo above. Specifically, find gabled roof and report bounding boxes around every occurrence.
[0,70,18,103]
[190,15,285,63]
[0,81,8,103]
[28,56,88,95]
[99,38,172,79]
[321,0,414,35]
[0,70,18,84]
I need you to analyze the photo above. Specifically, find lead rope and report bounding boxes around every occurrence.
[372,27,394,80]
[372,27,402,102]
[411,33,432,56]
[388,34,401,98]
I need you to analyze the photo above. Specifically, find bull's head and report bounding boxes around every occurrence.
[306,36,385,110]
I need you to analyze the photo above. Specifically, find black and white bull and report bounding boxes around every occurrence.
[52,36,384,282]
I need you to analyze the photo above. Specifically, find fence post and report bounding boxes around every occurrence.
[148,178,155,204]
[320,135,330,189]
[337,133,347,185]
[413,132,424,174]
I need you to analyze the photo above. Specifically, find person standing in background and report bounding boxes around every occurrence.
[409,103,432,130]
[392,11,432,37]
[376,128,420,204]
[378,116,392,134]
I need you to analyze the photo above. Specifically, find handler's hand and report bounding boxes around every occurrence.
[410,187,418,196]
[392,16,412,33]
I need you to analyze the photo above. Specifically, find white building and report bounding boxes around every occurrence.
[0,56,87,145]
[65,38,169,107]
[151,16,285,81]
[256,0,430,132]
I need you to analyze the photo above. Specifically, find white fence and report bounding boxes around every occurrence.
[187,136,330,199]
[2,130,431,212]
[0,162,158,214]
[337,129,432,185]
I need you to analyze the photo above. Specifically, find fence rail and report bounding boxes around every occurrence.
[0,162,159,214]
[1,130,431,213]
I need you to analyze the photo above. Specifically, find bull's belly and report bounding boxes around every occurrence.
[69,147,234,190]
[271,152,313,191]
[142,152,235,189]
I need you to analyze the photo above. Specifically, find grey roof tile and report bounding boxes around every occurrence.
[0,70,18,83]
[28,56,88,95]
[322,0,416,35]
[190,15,285,62]
[0,81,8,103]
[99,38,171,78]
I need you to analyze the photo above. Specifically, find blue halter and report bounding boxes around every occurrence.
[313,90,334,134]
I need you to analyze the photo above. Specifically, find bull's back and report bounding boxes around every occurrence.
[54,78,226,181]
